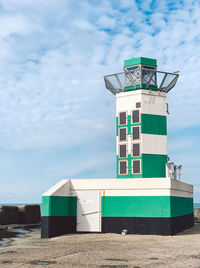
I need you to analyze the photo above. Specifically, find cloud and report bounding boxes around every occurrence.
[0,0,200,202]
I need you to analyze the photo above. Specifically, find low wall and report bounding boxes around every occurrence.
[0,206,19,225]
[194,208,200,223]
[0,205,41,225]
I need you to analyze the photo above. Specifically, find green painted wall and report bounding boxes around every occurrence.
[117,154,167,178]
[116,115,135,136]
[124,57,157,67]
[171,196,194,217]
[42,196,77,216]
[41,195,193,219]
[141,114,167,135]
[117,154,142,178]
[116,114,166,136]
[142,154,167,178]
[102,196,193,218]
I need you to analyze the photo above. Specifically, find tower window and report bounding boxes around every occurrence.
[119,112,127,125]
[132,110,140,123]
[132,143,140,157]
[132,126,140,140]
[119,144,127,158]
[132,160,141,174]
[119,127,127,141]
[119,160,128,175]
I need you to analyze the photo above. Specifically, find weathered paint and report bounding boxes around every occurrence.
[116,90,166,117]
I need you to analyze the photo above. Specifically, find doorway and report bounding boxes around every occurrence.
[76,191,101,232]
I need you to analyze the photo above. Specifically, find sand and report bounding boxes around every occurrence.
[0,224,200,267]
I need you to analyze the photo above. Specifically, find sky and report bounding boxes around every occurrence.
[0,0,200,203]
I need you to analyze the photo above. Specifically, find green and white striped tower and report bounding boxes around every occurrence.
[104,57,177,179]
[41,56,194,238]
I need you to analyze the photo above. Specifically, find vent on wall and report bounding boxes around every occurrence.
[136,102,141,108]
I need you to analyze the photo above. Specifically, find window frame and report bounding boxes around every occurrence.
[131,142,141,158]
[118,111,128,126]
[131,109,140,124]
[131,125,140,141]
[118,143,128,158]
[131,159,142,175]
[119,127,128,142]
[119,160,128,175]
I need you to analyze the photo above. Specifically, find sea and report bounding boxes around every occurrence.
[194,203,200,208]
[0,203,41,207]
[1,203,200,208]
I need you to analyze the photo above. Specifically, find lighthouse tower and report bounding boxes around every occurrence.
[41,57,194,238]
[117,59,167,178]
[104,57,177,179]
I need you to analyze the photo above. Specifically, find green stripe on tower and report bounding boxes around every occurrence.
[142,154,167,177]
[42,196,77,216]
[117,154,167,178]
[116,114,166,137]
[141,114,167,135]
[116,117,118,136]
[102,196,193,218]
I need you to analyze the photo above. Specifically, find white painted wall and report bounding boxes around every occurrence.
[116,90,167,116]
[43,179,71,196]
[141,134,167,155]
[42,178,193,199]
[116,90,167,160]
[70,178,193,198]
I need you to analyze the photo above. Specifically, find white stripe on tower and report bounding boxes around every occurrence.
[116,90,166,116]
[141,134,167,155]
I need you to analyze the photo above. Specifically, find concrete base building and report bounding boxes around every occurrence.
[41,178,193,238]
[41,57,194,238]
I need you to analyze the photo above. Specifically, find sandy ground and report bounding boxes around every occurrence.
[0,224,200,267]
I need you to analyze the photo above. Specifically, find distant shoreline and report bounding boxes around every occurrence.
[0,203,41,206]
[1,203,200,208]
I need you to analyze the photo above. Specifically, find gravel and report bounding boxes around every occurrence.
[0,224,200,267]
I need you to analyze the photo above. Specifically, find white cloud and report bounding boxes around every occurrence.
[97,15,116,29]
[0,0,200,201]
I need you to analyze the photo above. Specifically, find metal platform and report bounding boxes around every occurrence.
[104,67,179,95]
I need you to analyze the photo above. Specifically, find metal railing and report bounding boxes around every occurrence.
[104,68,179,95]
